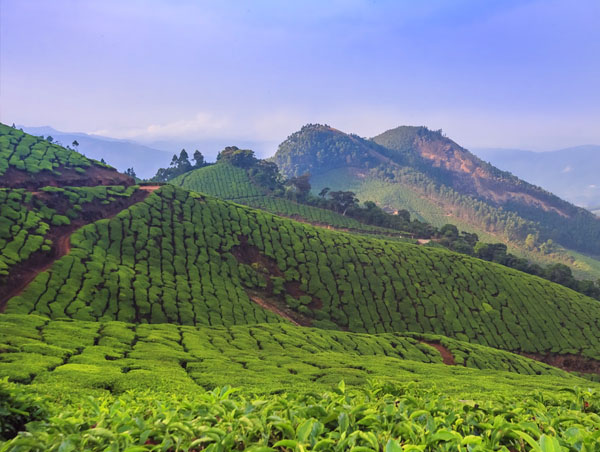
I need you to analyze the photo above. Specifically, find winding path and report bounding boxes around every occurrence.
[0,187,159,311]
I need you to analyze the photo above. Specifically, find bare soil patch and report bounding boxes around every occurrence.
[420,341,455,365]
[520,352,600,376]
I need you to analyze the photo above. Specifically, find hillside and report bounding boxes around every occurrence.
[171,162,397,233]
[273,124,600,259]
[474,145,600,210]
[0,123,133,188]
[2,150,600,449]
[5,185,600,366]
[21,125,172,179]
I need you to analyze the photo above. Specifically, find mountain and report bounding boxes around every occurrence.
[20,125,170,179]
[2,125,600,448]
[473,145,600,210]
[273,124,600,258]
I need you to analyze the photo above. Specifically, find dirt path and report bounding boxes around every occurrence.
[247,292,313,327]
[0,189,150,311]
[421,341,456,365]
[138,185,162,192]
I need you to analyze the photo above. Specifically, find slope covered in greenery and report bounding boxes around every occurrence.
[171,162,389,232]
[5,185,600,361]
[0,186,140,279]
[0,123,133,188]
[273,124,600,260]
[0,314,573,396]
[4,313,600,451]
[4,375,599,450]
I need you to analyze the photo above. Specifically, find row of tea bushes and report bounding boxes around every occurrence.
[6,186,600,358]
[0,124,95,176]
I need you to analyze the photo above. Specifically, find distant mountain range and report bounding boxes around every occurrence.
[19,126,279,178]
[19,126,170,179]
[472,146,600,211]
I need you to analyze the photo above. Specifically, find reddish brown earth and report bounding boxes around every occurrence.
[520,352,600,375]
[0,189,150,310]
[138,185,162,192]
[230,235,321,323]
[247,292,311,327]
[0,165,134,189]
[420,341,456,365]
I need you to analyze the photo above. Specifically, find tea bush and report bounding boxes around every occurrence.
[0,124,96,176]
[6,186,600,360]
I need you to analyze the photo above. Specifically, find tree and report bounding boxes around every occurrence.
[125,167,137,178]
[286,173,311,199]
[72,140,79,150]
[193,150,205,168]
[46,136,54,143]
[329,191,358,216]
[439,224,459,239]
[318,187,330,198]
[217,146,257,168]
[177,149,192,172]
[525,233,537,250]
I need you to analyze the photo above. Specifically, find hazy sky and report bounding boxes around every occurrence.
[1,0,599,155]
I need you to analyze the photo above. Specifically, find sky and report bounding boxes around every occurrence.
[1,0,600,157]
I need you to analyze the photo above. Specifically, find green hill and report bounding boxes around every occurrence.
[273,124,600,264]
[0,123,133,188]
[2,313,600,450]
[0,314,577,395]
[2,126,600,449]
[6,185,600,362]
[171,162,393,233]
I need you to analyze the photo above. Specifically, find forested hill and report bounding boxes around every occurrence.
[272,124,600,256]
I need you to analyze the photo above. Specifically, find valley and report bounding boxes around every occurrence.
[1,124,600,450]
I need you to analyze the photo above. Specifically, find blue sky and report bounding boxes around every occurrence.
[1,0,599,155]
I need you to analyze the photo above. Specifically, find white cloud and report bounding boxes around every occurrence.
[561,165,573,173]
[92,112,230,140]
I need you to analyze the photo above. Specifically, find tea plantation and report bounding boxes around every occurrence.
[2,131,600,450]
[171,163,388,232]
[0,124,96,176]
[2,314,600,450]
[0,185,138,277]
[5,185,600,361]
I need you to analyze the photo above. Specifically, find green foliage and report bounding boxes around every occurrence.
[0,186,138,278]
[0,378,47,440]
[0,123,97,177]
[152,148,207,182]
[7,186,600,361]
[275,123,600,257]
[171,163,391,232]
[2,378,599,451]
[0,314,575,397]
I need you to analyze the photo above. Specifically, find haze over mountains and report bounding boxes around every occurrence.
[474,146,600,211]
[20,126,277,178]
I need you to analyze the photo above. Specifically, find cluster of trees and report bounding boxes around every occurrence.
[152,149,207,182]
